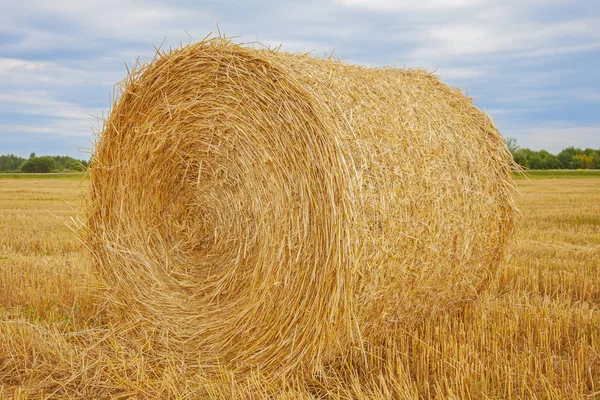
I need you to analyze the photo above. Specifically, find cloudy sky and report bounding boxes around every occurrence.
[1,0,598,158]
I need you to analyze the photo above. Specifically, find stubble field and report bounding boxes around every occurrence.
[0,174,599,399]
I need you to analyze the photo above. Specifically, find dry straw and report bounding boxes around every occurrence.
[88,37,516,380]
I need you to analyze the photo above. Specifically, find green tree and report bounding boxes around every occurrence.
[583,149,600,169]
[64,158,85,171]
[504,136,520,156]
[537,150,562,169]
[20,156,57,173]
[574,154,594,169]
[513,148,534,168]
[0,154,26,172]
[557,147,583,169]
[50,155,89,171]
[591,151,600,170]
[513,148,562,169]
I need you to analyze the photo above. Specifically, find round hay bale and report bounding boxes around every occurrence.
[88,38,516,376]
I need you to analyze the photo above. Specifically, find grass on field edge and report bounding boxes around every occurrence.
[512,169,600,179]
[0,172,87,179]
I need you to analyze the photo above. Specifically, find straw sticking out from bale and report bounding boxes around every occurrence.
[88,38,516,377]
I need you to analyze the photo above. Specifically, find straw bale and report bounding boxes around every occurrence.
[88,38,516,377]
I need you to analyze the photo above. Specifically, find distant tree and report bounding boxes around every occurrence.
[538,150,562,169]
[29,152,36,159]
[0,154,26,172]
[557,147,583,169]
[20,156,57,173]
[570,155,584,169]
[583,148,600,169]
[512,148,562,169]
[504,137,520,156]
[513,148,534,168]
[574,154,594,169]
[50,155,89,171]
[64,158,85,171]
[591,151,600,170]
[527,153,543,169]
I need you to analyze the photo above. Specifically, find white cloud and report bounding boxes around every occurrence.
[0,58,98,86]
[0,30,88,54]
[485,107,532,116]
[0,90,99,141]
[0,90,97,121]
[436,67,486,80]
[334,0,486,11]
[258,38,335,56]
[407,18,600,62]
[581,92,600,102]
[3,0,213,48]
[0,120,94,138]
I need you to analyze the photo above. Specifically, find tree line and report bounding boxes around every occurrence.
[0,153,89,173]
[2,141,600,172]
[504,138,599,170]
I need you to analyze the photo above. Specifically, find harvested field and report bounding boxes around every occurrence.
[1,175,599,398]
